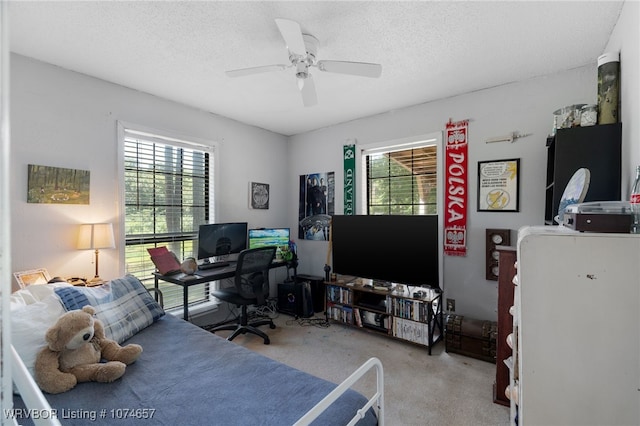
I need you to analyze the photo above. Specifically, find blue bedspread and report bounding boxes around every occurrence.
[14,314,377,425]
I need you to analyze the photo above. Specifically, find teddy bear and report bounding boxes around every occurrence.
[34,305,143,394]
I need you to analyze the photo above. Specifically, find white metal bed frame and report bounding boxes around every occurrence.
[11,346,61,426]
[295,357,384,426]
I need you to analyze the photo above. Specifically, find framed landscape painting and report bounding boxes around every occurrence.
[27,164,90,204]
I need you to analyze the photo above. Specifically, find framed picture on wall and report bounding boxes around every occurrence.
[27,164,90,204]
[477,158,520,212]
[249,182,270,209]
[13,268,51,288]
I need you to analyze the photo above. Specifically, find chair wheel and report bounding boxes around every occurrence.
[263,338,270,345]
[269,323,276,329]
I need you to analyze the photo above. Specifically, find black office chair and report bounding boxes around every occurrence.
[209,246,277,344]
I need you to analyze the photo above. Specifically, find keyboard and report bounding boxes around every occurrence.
[198,261,230,270]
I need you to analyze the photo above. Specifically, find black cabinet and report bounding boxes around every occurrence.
[545,123,621,224]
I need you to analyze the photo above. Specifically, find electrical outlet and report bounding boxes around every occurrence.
[446,298,455,312]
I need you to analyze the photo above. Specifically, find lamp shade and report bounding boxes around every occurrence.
[77,223,115,250]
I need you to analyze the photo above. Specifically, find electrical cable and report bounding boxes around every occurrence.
[200,299,239,331]
[253,300,279,318]
[286,317,331,328]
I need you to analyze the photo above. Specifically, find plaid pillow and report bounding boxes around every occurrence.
[54,275,165,343]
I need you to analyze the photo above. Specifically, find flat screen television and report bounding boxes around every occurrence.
[331,215,440,289]
[248,228,290,261]
[197,222,248,260]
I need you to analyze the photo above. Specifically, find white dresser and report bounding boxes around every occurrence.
[510,226,640,425]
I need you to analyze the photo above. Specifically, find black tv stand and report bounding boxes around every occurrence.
[325,275,443,354]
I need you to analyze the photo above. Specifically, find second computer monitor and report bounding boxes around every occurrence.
[248,228,290,260]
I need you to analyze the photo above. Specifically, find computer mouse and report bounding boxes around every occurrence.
[48,276,66,283]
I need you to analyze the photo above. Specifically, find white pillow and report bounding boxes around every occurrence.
[11,294,66,385]
[10,282,72,309]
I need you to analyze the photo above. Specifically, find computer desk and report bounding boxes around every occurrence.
[153,260,290,321]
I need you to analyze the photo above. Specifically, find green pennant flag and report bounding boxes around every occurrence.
[343,144,356,215]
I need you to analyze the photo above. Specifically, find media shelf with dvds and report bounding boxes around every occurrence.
[325,276,443,354]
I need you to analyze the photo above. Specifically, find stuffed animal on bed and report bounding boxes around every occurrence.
[34,305,143,394]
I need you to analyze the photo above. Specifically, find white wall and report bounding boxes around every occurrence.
[10,54,290,290]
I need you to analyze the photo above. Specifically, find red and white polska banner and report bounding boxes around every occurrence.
[444,119,468,256]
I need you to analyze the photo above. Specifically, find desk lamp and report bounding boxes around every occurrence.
[77,223,115,286]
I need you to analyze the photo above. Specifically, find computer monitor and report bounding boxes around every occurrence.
[197,222,248,260]
[248,228,290,261]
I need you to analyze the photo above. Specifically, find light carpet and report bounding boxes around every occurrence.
[218,313,511,426]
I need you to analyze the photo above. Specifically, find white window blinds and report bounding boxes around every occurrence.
[123,128,212,311]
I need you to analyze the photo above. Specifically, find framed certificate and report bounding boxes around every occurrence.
[478,159,520,212]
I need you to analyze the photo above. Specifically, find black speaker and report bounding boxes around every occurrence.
[295,274,325,313]
[277,281,313,318]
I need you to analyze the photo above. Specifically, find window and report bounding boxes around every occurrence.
[362,136,439,215]
[120,125,213,313]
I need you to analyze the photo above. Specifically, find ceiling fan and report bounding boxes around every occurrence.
[225,18,382,107]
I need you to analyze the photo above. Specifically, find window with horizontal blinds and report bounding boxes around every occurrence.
[366,144,438,215]
[123,130,212,311]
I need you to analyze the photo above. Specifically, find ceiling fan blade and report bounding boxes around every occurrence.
[275,18,307,57]
[299,75,317,107]
[316,60,382,78]
[225,64,288,78]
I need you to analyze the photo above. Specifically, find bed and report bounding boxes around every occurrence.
[10,276,383,425]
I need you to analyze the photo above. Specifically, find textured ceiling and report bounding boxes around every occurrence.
[8,1,624,136]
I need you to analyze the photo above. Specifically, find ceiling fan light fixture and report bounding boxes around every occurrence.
[295,61,308,81]
[225,18,382,107]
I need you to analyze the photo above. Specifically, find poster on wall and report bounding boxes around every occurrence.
[27,164,90,204]
[443,119,469,256]
[249,181,270,209]
[298,171,335,240]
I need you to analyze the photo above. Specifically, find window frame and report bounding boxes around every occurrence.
[357,132,443,214]
[365,145,438,215]
[117,121,219,316]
